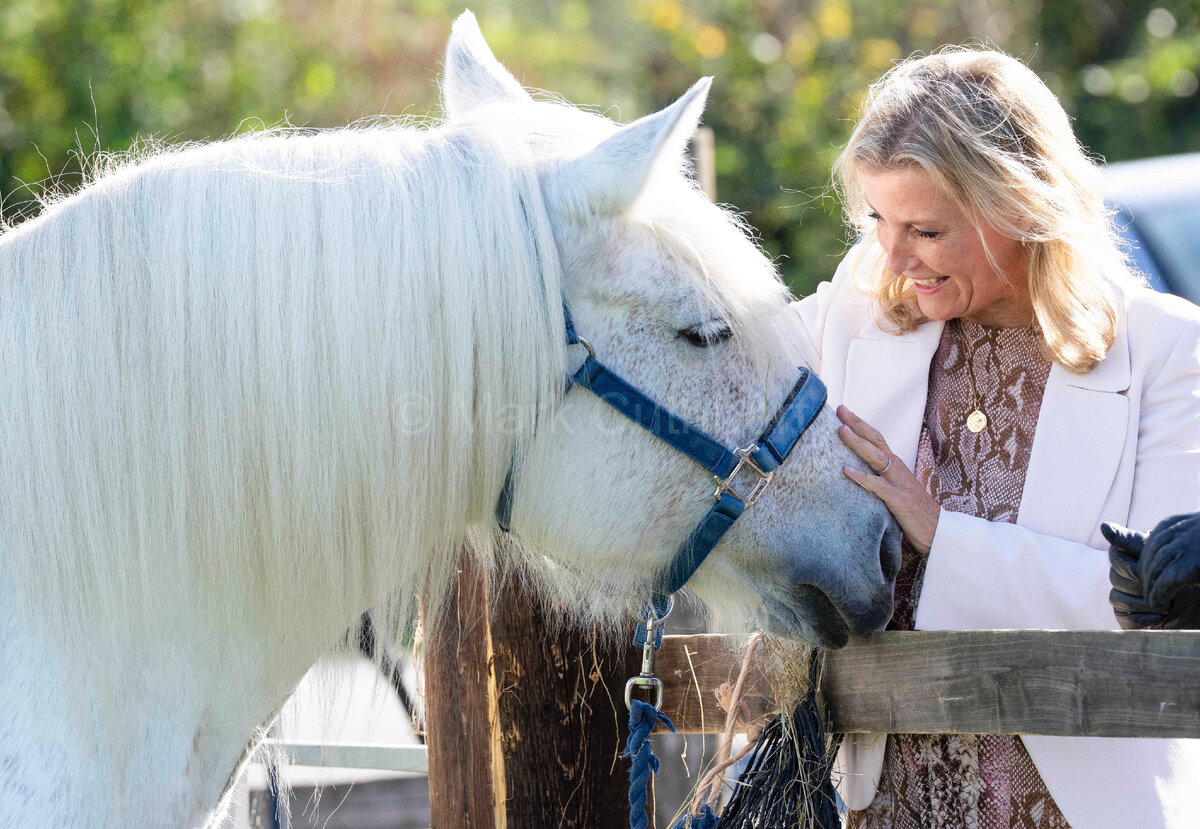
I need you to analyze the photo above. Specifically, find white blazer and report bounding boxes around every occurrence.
[775,248,1200,829]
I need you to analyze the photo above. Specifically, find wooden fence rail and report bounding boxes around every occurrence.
[655,630,1200,738]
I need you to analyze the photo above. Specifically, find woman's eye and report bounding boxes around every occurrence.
[913,228,940,240]
[867,210,881,221]
[677,320,733,348]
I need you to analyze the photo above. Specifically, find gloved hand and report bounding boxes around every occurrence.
[1102,514,1200,630]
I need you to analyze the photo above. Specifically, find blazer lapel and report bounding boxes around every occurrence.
[1019,324,1131,543]
[843,319,944,468]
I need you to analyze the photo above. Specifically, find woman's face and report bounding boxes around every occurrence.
[860,167,1033,328]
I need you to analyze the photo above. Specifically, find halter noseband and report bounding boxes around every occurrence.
[496,303,827,643]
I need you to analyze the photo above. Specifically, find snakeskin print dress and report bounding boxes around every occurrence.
[846,319,1070,829]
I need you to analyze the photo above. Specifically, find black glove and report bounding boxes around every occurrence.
[1102,514,1200,630]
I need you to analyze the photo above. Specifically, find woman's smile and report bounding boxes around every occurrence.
[910,275,949,292]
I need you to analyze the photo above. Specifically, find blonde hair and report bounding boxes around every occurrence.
[834,48,1142,373]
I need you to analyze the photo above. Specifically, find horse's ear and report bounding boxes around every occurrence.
[541,78,712,220]
[442,11,531,119]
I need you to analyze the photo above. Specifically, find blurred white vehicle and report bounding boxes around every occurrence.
[1104,152,1200,303]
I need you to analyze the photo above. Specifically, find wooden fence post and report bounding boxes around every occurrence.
[424,551,501,829]
[425,547,643,828]
[489,573,640,827]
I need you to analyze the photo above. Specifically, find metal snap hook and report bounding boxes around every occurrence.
[624,596,675,710]
[625,675,664,711]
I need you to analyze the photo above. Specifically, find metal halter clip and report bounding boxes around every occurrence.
[625,599,674,711]
[713,445,774,508]
[575,336,596,358]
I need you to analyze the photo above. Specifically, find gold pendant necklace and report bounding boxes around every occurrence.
[962,323,988,433]
[966,405,987,433]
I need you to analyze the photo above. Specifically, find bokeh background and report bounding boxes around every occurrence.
[1,0,1198,295]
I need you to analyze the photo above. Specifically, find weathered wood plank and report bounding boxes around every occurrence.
[489,576,637,828]
[652,634,771,734]
[424,552,498,829]
[654,631,1200,738]
[826,630,1200,737]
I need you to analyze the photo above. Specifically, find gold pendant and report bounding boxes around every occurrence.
[966,409,987,433]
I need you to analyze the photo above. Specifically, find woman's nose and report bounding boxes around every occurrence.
[879,228,917,276]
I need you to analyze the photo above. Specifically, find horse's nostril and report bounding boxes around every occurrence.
[879,522,902,584]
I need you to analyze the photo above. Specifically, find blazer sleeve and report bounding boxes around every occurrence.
[916,316,1200,632]
[1127,323,1200,524]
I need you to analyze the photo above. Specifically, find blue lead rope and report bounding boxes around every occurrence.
[626,694,717,829]
[671,804,717,829]
[624,699,676,829]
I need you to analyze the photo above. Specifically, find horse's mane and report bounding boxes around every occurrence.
[0,117,569,659]
[0,97,789,666]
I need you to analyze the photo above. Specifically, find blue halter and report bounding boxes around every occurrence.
[496,303,827,644]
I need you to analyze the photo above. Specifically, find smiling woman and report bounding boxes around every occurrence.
[775,48,1200,829]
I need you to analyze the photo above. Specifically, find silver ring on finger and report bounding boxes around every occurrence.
[876,457,891,475]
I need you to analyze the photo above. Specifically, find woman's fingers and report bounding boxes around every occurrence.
[839,424,891,473]
[845,457,939,554]
[837,405,892,472]
[837,404,888,448]
[837,404,940,555]
[843,463,884,492]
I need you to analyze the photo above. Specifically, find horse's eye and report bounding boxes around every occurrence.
[677,320,733,348]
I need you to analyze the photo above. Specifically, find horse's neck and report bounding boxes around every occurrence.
[0,564,344,828]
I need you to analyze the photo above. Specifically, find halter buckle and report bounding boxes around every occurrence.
[713,445,774,508]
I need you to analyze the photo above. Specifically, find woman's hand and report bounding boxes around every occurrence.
[837,405,941,555]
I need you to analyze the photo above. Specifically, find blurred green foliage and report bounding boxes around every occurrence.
[1,0,1197,295]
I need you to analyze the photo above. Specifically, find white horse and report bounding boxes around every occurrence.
[0,13,898,828]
